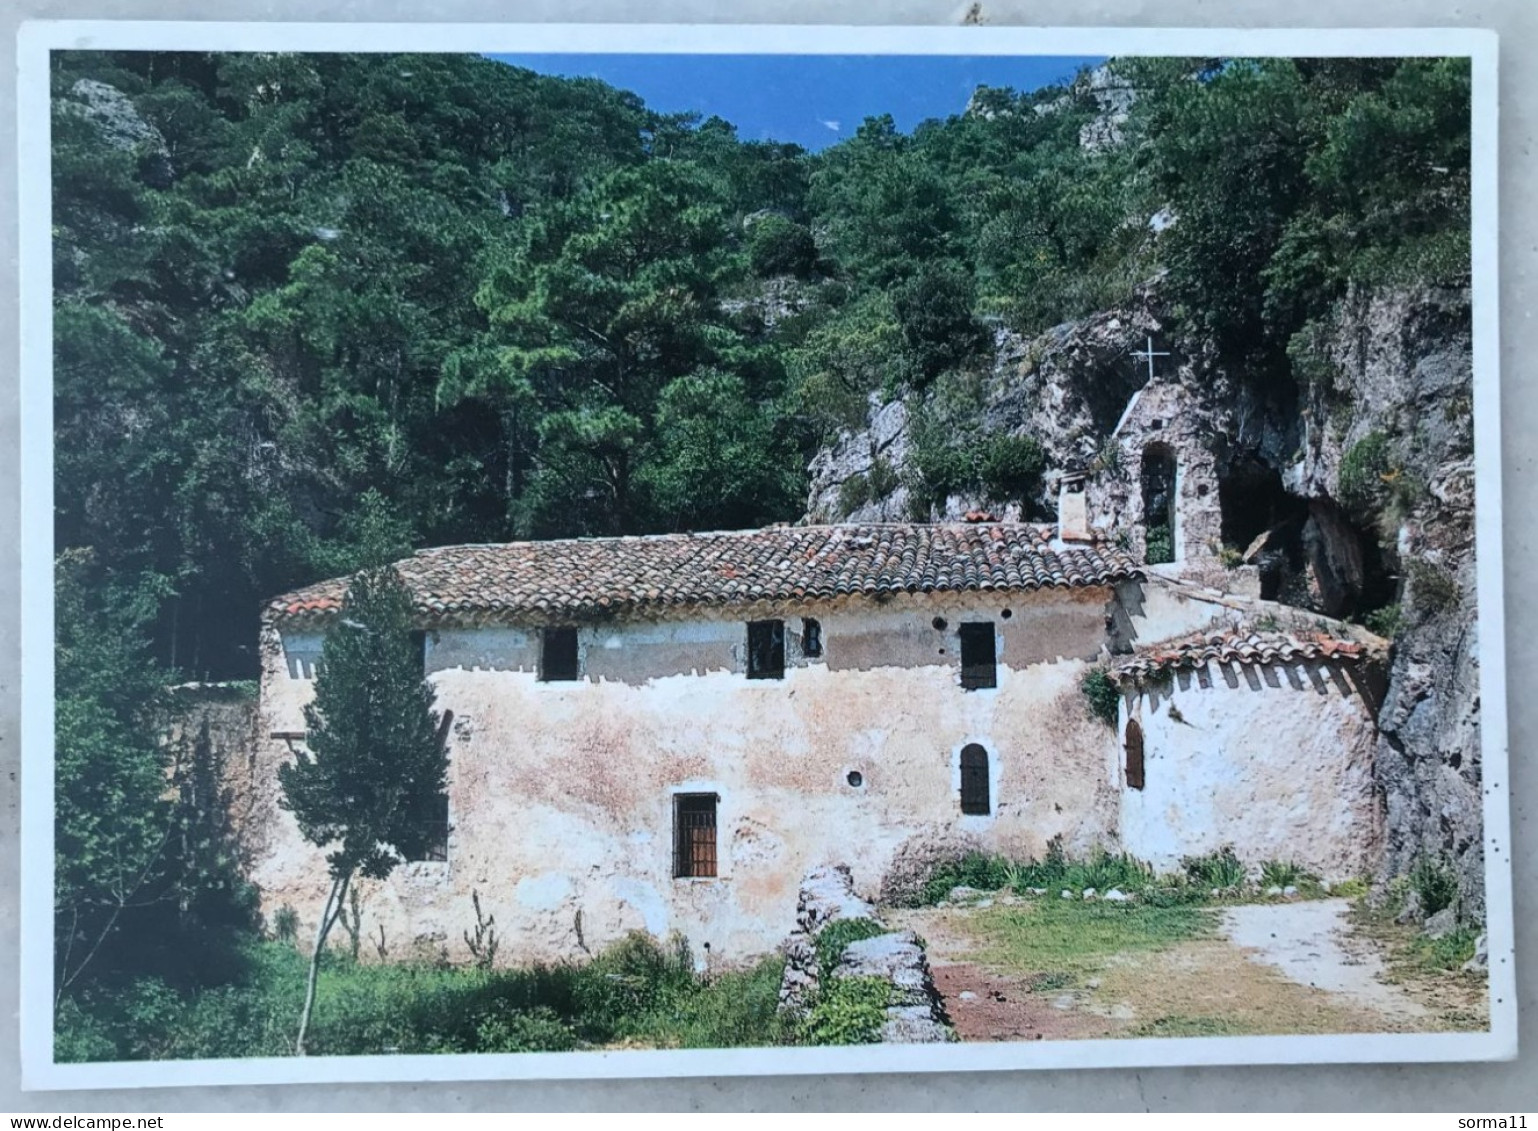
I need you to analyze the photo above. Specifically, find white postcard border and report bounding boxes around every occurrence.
[15,20,1514,1091]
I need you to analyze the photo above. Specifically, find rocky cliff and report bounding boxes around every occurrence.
[802,282,1485,915]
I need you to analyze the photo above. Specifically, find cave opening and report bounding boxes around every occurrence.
[1218,459,1310,599]
[1140,443,1177,565]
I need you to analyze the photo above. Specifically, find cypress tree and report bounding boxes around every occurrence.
[277,565,448,1055]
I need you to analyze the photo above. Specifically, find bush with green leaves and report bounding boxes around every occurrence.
[1144,524,1174,566]
[1338,431,1393,516]
[746,213,819,279]
[801,976,891,1046]
[1080,668,1121,727]
[978,434,1046,502]
[837,473,871,517]
[1406,559,1460,619]
[1182,846,1247,891]
[1409,855,1460,918]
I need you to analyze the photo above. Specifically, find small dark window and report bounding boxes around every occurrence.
[960,744,991,815]
[846,770,864,788]
[747,620,785,679]
[406,791,449,863]
[410,630,427,674]
[1125,719,1145,791]
[673,794,718,878]
[540,627,579,681]
[802,618,823,658]
[958,622,997,689]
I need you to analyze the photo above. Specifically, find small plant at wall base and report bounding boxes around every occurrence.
[1183,846,1247,891]
[801,976,891,1046]
[1409,855,1460,918]
[1081,668,1121,727]
[1144,524,1174,566]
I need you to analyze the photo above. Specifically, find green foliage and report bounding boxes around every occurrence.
[891,259,990,385]
[978,434,1046,502]
[1405,558,1460,619]
[1409,855,1459,917]
[911,846,1154,906]
[1080,668,1121,727]
[801,976,891,1046]
[1258,860,1318,889]
[837,473,871,517]
[271,906,299,945]
[1338,431,1394,515]
[1362,603,1405,638]
[1144,525,1174,566]
[746,213,818,278]
[1408,926,1480,972]
[56,932,792,1061]
[866,455,900,499]
[1182,846,1247,891]
[814,918,890,977]
[280,567,448,880]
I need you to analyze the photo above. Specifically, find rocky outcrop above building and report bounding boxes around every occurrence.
[1289,286,1482,915]
[803,282,1484,916]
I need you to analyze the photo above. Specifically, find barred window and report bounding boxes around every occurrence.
[673,793,718,878]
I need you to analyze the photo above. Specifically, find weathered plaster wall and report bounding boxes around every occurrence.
[1117,659,1382,881]
[242,587,1125,965]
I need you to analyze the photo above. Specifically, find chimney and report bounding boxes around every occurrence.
[1057,472,1092,543]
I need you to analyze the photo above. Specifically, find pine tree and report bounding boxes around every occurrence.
[277,565,448,1055]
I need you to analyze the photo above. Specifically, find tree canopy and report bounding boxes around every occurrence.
[52,51,1471,679]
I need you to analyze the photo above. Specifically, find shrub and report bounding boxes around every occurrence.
[272,904,299,944]
[837,473,871,517]
[866,456,899,499]
[978,434,1045,502]
[1362,603,1404,637]
[1409,855,1460,918]
[746,214,818,279]
[1406,559,1459,619]
[1182,846,1247,890]
[1144,524,1174,565]
[814,917,890,976]
[1338,431,1392,515]
[1259,860,1318,889]
[1081,668,1120,727]
[801,976,890,1045]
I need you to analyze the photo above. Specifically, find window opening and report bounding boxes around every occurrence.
[958,622,997,689]
[801,618,823,659]
[1141,443,1177,565]
[673,794,719,878]
[540,626,579,681]
[959,744,991,815]
[747,620,785,679]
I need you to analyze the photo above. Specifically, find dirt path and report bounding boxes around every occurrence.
[1220,898,1428,1021]
[893,897,1462,1042]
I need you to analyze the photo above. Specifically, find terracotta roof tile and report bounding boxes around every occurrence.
[268,523,1140,625]
[1113,629,1384,681]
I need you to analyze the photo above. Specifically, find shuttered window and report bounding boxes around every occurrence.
[673,794,719,878]
[1125,719,1145,791]
[959,622,997,689]
[959,743,991,815]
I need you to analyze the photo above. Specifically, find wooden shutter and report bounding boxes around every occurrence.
[747,620,785,679]
[540,627,579,681]
[1125,719,1145,791]
[959,623,997,689]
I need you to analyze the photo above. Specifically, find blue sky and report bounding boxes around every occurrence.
[487,54,1105,151]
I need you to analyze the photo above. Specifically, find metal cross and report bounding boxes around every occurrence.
[1130,336,1171,381]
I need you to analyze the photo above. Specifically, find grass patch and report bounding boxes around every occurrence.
[1407,927,1480,973]
[1183,846,1247,891]
[1128,1014,1243,1038]
[57,932,792,1062]
[969,898,1215,985]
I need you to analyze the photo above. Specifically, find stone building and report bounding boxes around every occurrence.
[239,519,1388,966]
